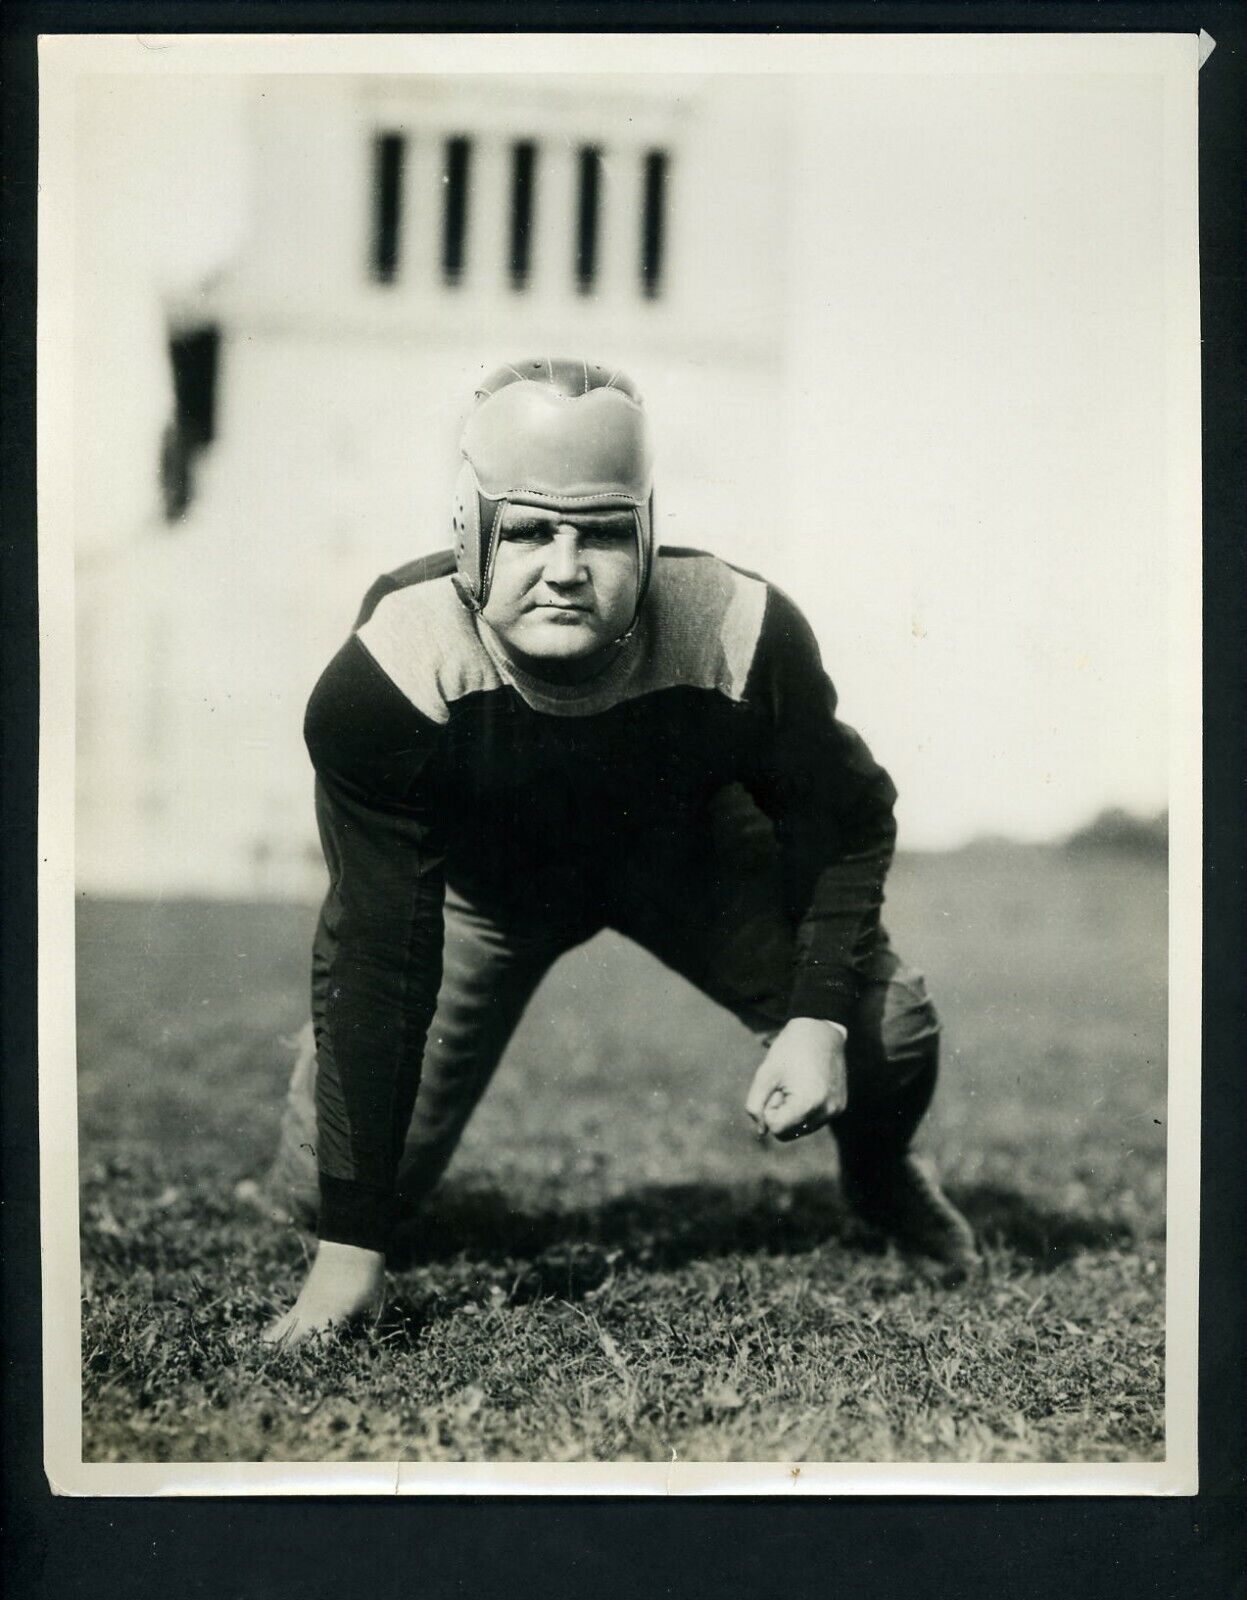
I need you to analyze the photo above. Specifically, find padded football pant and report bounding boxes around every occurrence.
[267,785,940,1229]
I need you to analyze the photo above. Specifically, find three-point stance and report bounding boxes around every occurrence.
[262,359,977,1344]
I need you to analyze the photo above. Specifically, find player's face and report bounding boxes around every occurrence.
[481,504,640,674]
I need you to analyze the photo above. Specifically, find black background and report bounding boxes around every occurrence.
[3,4,1244,1596]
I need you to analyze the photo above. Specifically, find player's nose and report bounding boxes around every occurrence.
[544,527,587,586]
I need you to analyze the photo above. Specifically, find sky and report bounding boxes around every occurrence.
[776,71,1175,846]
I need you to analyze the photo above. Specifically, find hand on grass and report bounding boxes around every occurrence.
[261,1240,386,1348]
[745,1018,848,1142]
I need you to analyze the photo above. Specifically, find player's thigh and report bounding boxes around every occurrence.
[609,784,792,1035]
[702,784,794,1028]
[427,881,590,1067]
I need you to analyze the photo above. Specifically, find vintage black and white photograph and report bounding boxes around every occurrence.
[38,32,1201,1493]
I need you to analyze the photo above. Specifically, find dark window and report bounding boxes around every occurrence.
[370,132,406,284]
[641,149,669,298]
[575,145,603,294]
[509,141,537,290]
[168,326,220,450]
[160,324,221,521]
[442,136,472,285]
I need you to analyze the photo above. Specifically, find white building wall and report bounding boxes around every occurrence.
[77,74,793,898]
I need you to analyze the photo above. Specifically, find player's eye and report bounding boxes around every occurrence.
[500,517,553,543]
[580,517,634,544]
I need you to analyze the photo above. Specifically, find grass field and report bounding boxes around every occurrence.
[76,845,1167,1465]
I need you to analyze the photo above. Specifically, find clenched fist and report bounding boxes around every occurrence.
[745,1018,849,1141]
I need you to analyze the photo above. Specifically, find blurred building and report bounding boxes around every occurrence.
[77,74,798,897]
[74,64,1178,897]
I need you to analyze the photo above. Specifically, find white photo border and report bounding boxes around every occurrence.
[38,28,1203,1497]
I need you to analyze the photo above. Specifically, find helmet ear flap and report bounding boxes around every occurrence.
[451,461,480,603]
[452,462,504,610]
[634,492,655,615]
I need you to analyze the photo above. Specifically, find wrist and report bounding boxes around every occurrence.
[789,1016,848,1045]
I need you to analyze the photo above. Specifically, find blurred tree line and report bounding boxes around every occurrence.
[1064,807,1168,859]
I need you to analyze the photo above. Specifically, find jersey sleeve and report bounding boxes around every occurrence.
[304,633,447,1252]
[743,587,898,1028]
